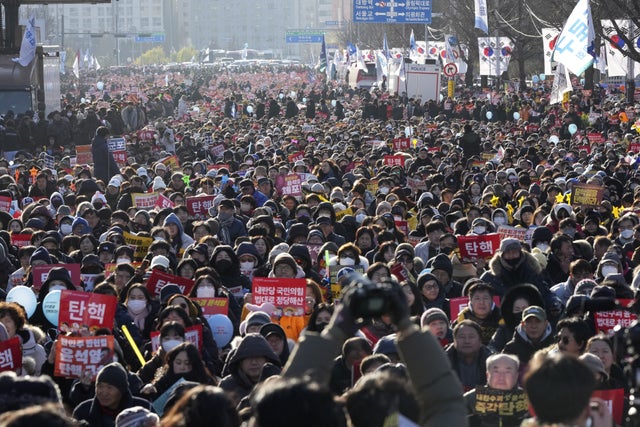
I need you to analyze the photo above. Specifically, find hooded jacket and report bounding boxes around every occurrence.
[503,322,555,366]
[219,334,280,405]
[163,212,194,251]
[210,245,251,295]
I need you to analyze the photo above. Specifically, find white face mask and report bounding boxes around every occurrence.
[379,187,390,195]
[116,257,131,264]
[535,243,550,252]
[127,300,146,314]
[339,257,356,266]
[493,217,506,226]
[161,339,183,353]
[60,224,72,235]
[356,213,366,223]
[473,226,486,235]
[621,229,634,240]
[601,265,618,277]
[196,286,216,298]
[49,285,66,292]
[240,261,255,271]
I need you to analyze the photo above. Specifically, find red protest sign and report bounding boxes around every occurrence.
[208,163,230,171]
[146,270,195,297]
[112,150,128,166]
[577,145,591,154]
[587,132,605,143]
[629,143,640,153]
[594,299,636,334]
[137,129,155,141]
[209,144,226,158]
[287,151,305,163]
[252,277,306,316]
[0,196,11,212]
[449,296,502,320]
[54,335,114,379]
[0,337,22,372]
[155,193,175,209]
[150,324,203,353]
[32,264,82,291]
[58,291,117,332]
[395,219,409,236]
[191,298,229,316]
[279,173,303,198]
[592,389,625,426]
[383,155,405,167]
[186,195,215,219]
[393,137,410,151]
[457,234,501,259]
[75,145,93,165]
[10,233,31,248]
[390,262,409,282]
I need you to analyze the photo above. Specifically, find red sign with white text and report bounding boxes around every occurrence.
[146,270,195,297]
[186,195,215,219]
[150,324,203,353]
[32,264,82,291]
[58,290,117,332]
[0,337,22,372]
[383,155,405,167]
[457,234,501,259]
[449,296,502,320]
[54,335,114,379]
[191,298,229,316]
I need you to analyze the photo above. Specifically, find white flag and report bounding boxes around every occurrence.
[355,45,367,71]
[474,0,489,34]
[552,0,595,76]
[549,63,572,105]
[72,50,80,78]
[94,56,101,71]
[12,15,37,67]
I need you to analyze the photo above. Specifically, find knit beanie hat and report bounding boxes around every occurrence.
[417,271,440,291]
[273,253,298,272]
[29,247,52,265]
[0,371,62,414]
[420,308,449,328]
[427,253,453,278]
[96,363,129,395]
[115,406,159,427]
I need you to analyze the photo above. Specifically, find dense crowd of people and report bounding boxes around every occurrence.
[0,61,638,426]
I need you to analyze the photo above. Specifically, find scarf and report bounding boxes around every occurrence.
[218,216,235,245]
[128,307,149,331]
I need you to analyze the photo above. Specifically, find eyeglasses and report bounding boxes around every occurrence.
[423,284,439,291]
[557,335,571,345]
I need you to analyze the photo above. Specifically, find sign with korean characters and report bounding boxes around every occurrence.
[75,145,93,165]
[150,324,203,353]
[594,299,636,334]
[278,173,303,198]
[122,231,153,261]
[146,270,195,298]
[457,233,501,259]
[191,297,229,316]
[186,195,216,219]
[58,290,117,332]
[449,296,501,320]
[131,192,158,210]
[0,337,22,372]
[393,137,410,151]
[54,335,114,379]
[570,183,604,208]
[253,277,306,316]
[473,386,528,420]
[32,264,82,291]
[383,155,405,167]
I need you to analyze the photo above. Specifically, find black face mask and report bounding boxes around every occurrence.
[315,322,329,333]
[441,247,454,255]
[505,256,522,267]
[297,216,311,225]
[131,223,150,233]
[216,259,232,273]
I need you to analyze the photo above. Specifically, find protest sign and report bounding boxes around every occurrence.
[0,196,11,212]
[112,150,128,166]
[131,192,158,210]
[383,155,405,167]
[58,290,117,332]
[191,297,229,316]
[393,137,410,151]
[150,324,203,353]
[594,299,636,334]
[335,207,353,221]
[0,337,22,373]
[587,132,605,143]
[160,155,180,169]
[209,144,226,157]
[278,173,303,198]
[75,145,93,165]
[449,296,501,320]
[473,386,528,420]
[630,143,640,153]
[107,137,126,152]
[32,264,82,291]
[497,226,527,241]
[155,193,175,209]
[406,177,428,191]
[253,277,306,316]
[122,231,153,261]
[10,233,31,248]
[54,335,114,379]
[287,151,305,163]
[457,234,501,259]
[186,195,215,219]
[307,244,322,267]
[592,389,625,425]
[146,270,195,297]
[570,183,604,208]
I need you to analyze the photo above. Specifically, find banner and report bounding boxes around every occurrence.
[592,389,625,426]
[552,0,595,75]
[186,195,215,219]
[549,63,573,106]
[457,233,501,259]
[278,174,303,198]
[0,337,22,372]
[287,151,305,163]
[122,231,153,261]
[131,192,158,210]
[59,290,117,332]
[384,155,405,167]
[75,145,93,165]
[10,233,31,248]
[474,0,489,34]
[473,386,528,419]
[160,155,180,169]
[32,264,82,291]
[252,277,306,316]
[54,335,114,379]
[594,299,636,334]
[155,193,175,209]
[542,28,560,75]
[150,324,202,353]
[407,177,428,191]
[0,196,10,212]
[191,297,229,316]
[570,183,604,207]
[209,144,225,157]
[478,37,513,76]
[335,207,353,221]
[497,225,527,241]
[112,150,128,167]
[146,270,195,297]
[107,137,126,152]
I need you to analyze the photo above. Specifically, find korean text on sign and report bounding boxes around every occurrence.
[186,195,215,219]
[150,324,203,353]
[191,298,229,316]
[58,290,117,332]
[54,335,114,379]
[146,270,195,297]
[457,234,501,259]
[0,337,22,372]
[383,155,405,167]
[252,277,306,316]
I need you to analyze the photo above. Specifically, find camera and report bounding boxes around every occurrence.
[342,273,396,320]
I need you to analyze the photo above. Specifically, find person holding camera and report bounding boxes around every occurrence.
[281,274,467,426]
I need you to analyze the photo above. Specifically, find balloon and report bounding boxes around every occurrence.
[246,105,254,113]
[207,314,233,348]
[290,91,296,98]
[278,93,284,100]
[96,81,104,91]
[549,135,560,144]
[302,97,307,103]
[42,290,61,326]
[568,124,578,134]
[539,73,546,81]
[532,75,539,84]
[513,112,520,120]
[331,100,337,107]
[486,111,493,120]
[6,286,37,318]
[192,106,200,112]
